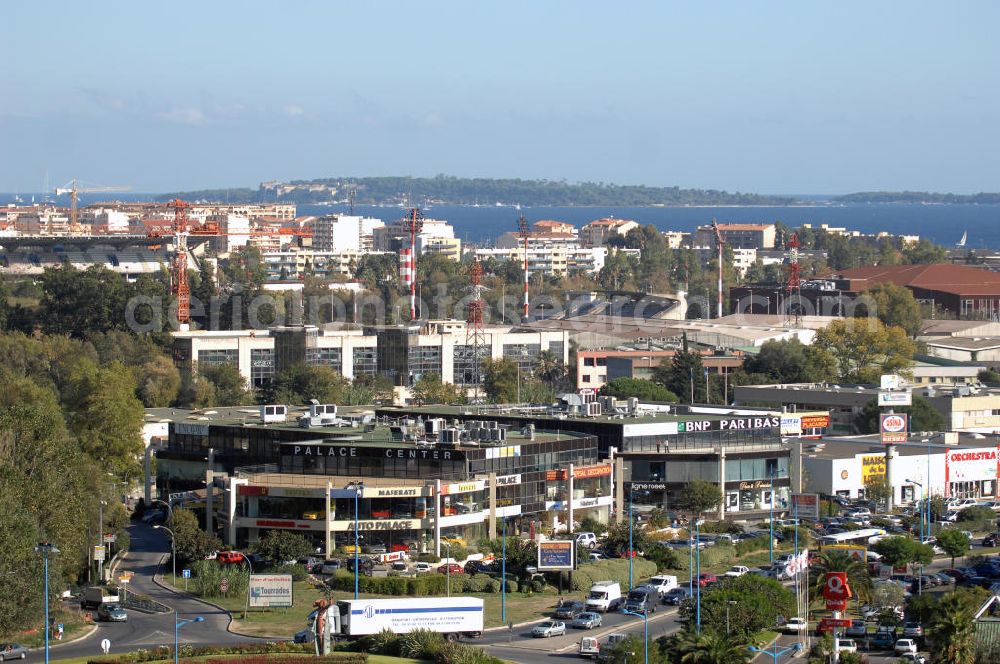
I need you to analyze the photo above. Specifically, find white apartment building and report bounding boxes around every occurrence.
[374,218,459,260]
[92,209,131,234]
[262,249,394,280]
[310,215,385,252]
[495,231,580,251]
[210,214,251,252]
[580,218,639,247]
[475,246,609,276]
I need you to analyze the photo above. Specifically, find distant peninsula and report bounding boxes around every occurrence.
[158,175,797,207]
[833,191,1000,204]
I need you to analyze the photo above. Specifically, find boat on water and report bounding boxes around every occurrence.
[957,230,967,247]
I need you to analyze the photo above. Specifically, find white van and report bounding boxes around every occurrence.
[579,637,601,659]
[585,581,623,613]
[646,575,678,596]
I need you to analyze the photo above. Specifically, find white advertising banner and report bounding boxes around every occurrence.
[248,574,293,608]
[946,447,999,483]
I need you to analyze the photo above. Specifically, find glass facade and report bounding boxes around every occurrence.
[250,348,274,387]
[453,344,488,385]
[353,347,377,376]
[503,343,541,373]
[408,345,442,382]
[306,347,342,372]
[197,349,238,366]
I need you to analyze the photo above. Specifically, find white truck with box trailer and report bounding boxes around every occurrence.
[81,586,120,610]
[310,597,483,653]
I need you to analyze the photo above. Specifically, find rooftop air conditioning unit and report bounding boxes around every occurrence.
[261,404,287,423]
[497,428,506,442]
[586,401,603,417]
[309,400,338,418]
[439,428,460,444]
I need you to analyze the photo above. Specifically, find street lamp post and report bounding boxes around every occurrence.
[628,486,634,591]
[346,481,365,600]
[726,600,737,635]
[235,552,254,619]
[748,643,802,663]
[906,479,925,543]
[501,517,506,624]
[98,500,106,582]
[695,518,704,634]
[621,609,648,664]
[152,525,177,584]
[442,541,452,597]
[35,543,59,664]
[174,613,204,664]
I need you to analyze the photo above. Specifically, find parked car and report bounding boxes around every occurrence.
[555,600,586,620]
[364,541,388,554]
[572,612,603,630]
[835,639,858,654]
[293,629,314,644]
[934,572,954,585]
[437,563,463,575]
[465,560,492,575]
[662,587,691,606]
[297,557,321,572]
[0,644,27,661]
[141,509,165,524]
[782,618,808,635]
[414,562,433,573]
[645,575,678,596]
[696,573,717,587]
[871,631,895,649]
[589,552,606,562]
[895,639,919,655]
[845,620,867,638]
[97,603,128,622]
[319,559,341,574]
[576,532,598,549]
[532,620,566,638]
[982,533,1000,547]
[724,565,749,578]
[902,622,924,639]
[898,654,927,664]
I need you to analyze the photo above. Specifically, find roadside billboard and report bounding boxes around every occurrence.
[880,413,908,444]
[878,391,912,407]
[823,571,852,611]
[790,493,819,519]
[248,573,294,608]
[537,540,575,571]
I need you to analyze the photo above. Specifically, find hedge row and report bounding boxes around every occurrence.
[85,642,318,664]
[355,629,503,664]
[571,558,656,591]
[325,573,535,596]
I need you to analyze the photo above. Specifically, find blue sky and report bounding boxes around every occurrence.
[2,1,998,194]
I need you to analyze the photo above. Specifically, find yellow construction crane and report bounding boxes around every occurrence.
[54,180,131,232]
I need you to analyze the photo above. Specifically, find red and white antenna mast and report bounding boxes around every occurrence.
[786,232,802,325]
[517,215,530,319]
[403,208,423,320]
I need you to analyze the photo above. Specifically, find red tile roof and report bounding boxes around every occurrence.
[833,264,1000,297]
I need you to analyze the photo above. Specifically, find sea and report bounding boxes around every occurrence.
[4,193,999,249]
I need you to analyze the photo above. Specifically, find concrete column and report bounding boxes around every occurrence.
[614,456,625,524]
[718,447,726,520]
[488,473,497,540]
[226,477,246,547]
[325,481,333,559]
[567,464,575,535]
[885,445,897,511]
[205,447,215,535]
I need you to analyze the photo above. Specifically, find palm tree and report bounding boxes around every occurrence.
[533,350,566,389]
[809,550,872,605]
[677,629,750,664]
[928,596,976,664]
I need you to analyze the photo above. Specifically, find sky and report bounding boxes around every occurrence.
[2,1,998,194]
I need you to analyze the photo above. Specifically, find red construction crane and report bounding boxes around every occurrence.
[167,199,192,327]
[711,218,724,318]
[517,215,530,319]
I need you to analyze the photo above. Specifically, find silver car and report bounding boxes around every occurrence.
[0,644,27,661]
[532,620,566,638]
[571,612,603,629]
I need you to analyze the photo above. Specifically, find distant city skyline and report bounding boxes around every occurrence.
[2,1,998,194]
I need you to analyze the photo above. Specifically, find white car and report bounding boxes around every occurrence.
[835,639,858,654]
[725,565,750,577]
[899,654,927,664]
[414,562,433,573]
[532,621,566,638]
[576,532,598,549]
[895,639,918,655]
[782,618,808,634]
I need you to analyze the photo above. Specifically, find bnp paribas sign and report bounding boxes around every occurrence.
[677,416,781,433]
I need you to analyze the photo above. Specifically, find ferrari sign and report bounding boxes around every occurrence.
[880,413,908,444]
[823,571,852,611]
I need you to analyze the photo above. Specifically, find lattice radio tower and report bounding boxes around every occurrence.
[403,208,424,320]
[168,199,192,328]
[786,232,802,326]
[466,258,488,401]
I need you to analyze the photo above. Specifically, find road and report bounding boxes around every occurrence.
[32,523,262,663]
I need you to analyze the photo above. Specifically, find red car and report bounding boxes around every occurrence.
[696,573,717,587]
[437,563,464,575]
[390,543,410,553]
[217,551,243,564]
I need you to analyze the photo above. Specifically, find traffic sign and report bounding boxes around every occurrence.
[219,578,230,593]
[182,569,191,579]
[103,533,117,544]
[93,546,106,562]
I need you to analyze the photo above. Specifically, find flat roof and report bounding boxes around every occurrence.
[801,433,998,460]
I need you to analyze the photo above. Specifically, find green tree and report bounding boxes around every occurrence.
[136,355,182,407]
[742,338,837,384]
[853,396,945,434]
[65,360,145,479]
[482,357,519,403]
[812,319,916,383]
[601,518,650,558]
[810,550,872,604]
[862,282,923,337]
[251,530,313,564]
[476,536,537,578]
[863,475,892,510]
[411,373,465,405]
[38,264,130,337]
[928,592,977,664]
[684,575,795,640]
[936,528,971,568]
[654,348,705,404]
[599,377,678,402]
[870,536,933,572]
[533,350,567,390]
[977,368,1000,384]
[266,363,347,405]
[676,480,723,516]
[199,363,255,406]
[676,628,751,664]
[169,509,223,564]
